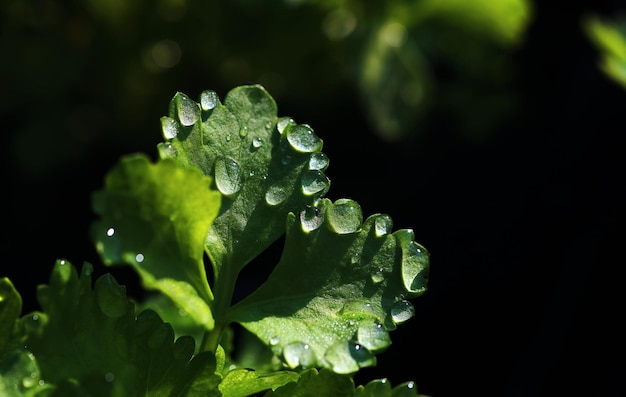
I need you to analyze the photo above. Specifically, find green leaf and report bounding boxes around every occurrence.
[158,86,330,311]
[0,278,21,352]
[228,198,429,374]
[584,15,626,89]
[23,260,216,396]
[218,368,299,397]
[264,368,355,397]
[92,154,221,329]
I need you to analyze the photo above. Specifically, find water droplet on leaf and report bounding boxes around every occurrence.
[214,157,243,196]
[327,199,362,234]
[287,124,322,152]
[265,185,287,206]
[300,205,324,232]
[104,372,115,383]
[252,137,263,148]
[157,142,178,159]
[357,320,390,352]
[374,214,393,236]
[308,152,329,171]
[283,342,315,368]
[161,116,179,139]
[301,170,330,196]
[277,117,294,134]
[239,126,249,137]
[324,341,375,374]
[390,300,415,324]
[200,90,218,110]
[175,93,200,126]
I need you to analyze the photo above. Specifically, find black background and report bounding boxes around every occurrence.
[2,1,624,396]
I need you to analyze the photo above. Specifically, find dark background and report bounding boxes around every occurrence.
[2,1,624,396]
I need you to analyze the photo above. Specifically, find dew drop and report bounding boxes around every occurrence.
[265,185,287,206]
[283,342,315,368]
[287,124,323,153]
[357,320,390,352]
[301,170,330,196]
[390,300,415,324]
[157,142,177,159]
[239,125,249,137]
[176,94,200,126]
[349,343,376,367]
[324,341,374,374]
[135,253,145,263]
[214,157,243,196]
[300,205,324,232]
[374,214,393,237]
[104,372,115,383]
[252,137,263,148]
[327,199,362,234]
[308,152,329,171]
[264,121,273,130]
[277,117,294,134]
[396,230,429,296]
[200,90,218,110]
[161,116,180,139]
[269,336,280,346]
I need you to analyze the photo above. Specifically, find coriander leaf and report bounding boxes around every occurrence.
[92,154,221,328]
[218,368,299,397]
[23,260,216,396]
[584,15,626,90]
[228,198,429,374]
[157,85,330,312]
[264,368,355,397]
[0,278,21,353]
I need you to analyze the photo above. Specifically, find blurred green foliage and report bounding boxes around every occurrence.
[2,0,532,178]
[584,13,626,90]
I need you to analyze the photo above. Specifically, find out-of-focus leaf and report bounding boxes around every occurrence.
[23,260,217,396]
[584,15,626,89]
[359,20,433,141]
[0,278,21,352]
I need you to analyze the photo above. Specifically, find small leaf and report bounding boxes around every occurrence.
[265,368,355,397]
[91,154,221,329]
[0,278,21,352]
[218,368,299,397]
[584,15,626,89]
